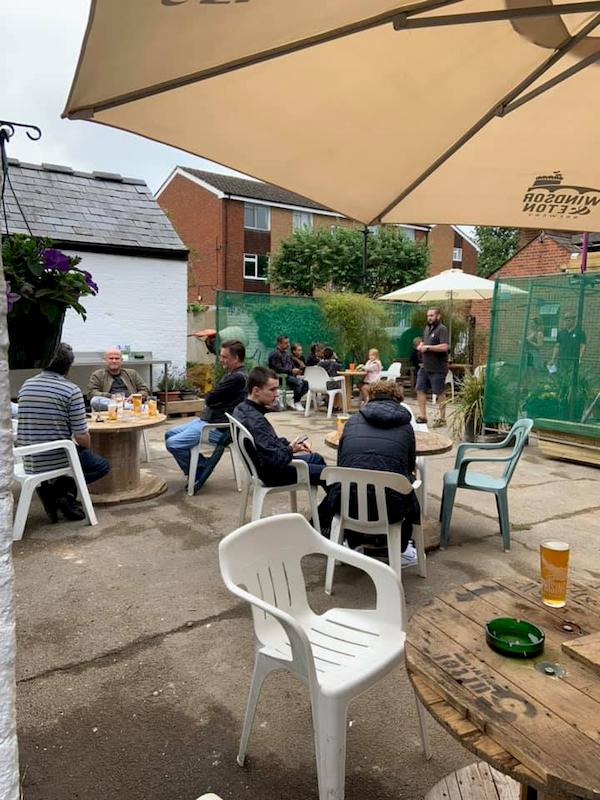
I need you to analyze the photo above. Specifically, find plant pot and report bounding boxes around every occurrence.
[157,391,181,402]
[8,306,65,369]
[463,413,479,442]
[180,391,198,400]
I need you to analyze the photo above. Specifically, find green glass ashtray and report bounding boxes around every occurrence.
[485,617,545,658]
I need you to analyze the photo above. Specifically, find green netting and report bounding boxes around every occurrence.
[483,273,600,430]
[215,290,425,367]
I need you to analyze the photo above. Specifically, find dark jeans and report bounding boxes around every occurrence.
[287,375,309,403]
[261,452,326,487]
[77,445,111,484]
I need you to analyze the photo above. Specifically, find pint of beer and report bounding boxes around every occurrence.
[131,393,143,415]
[107,402,118,421]
[540,540,570,607]
[336,414,349,436]
[147,397,157,417]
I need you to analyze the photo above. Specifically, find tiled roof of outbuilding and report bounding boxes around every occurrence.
[2,159,186,255]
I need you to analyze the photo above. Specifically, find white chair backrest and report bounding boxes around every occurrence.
[322,466,414,533]
[304,366,332,392]
[226,413,260,484]
[401,402,416,424]
[386,362,402,379]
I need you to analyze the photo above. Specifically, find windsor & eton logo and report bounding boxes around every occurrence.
[522,171,600,219]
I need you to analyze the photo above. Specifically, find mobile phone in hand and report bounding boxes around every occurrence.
[295,434,309,444]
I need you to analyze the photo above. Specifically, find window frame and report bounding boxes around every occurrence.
[243,252,269,281]
[244,203,270,231]
[292,210,313,231]
[452,247,463,263]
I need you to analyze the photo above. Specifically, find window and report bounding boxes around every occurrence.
[401,226,416,241]
[539,303,560,341]
[244,253,269,280]
[452,247,463,262]
[244,203,270,231]
[293,210,313,230]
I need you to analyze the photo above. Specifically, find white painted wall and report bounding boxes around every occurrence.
[62,250,187,371]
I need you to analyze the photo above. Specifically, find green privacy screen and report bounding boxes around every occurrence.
[483,273,600,430]
[215,290,424,367]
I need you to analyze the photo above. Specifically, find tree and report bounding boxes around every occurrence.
[320,292,393,362]
[269,226,429,297]
[475,227,519,278]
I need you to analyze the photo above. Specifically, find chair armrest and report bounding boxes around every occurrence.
[454,436,513,468]
[290,458,311,486]
[323,538,404,626]
[199,422,229,445]
[220,577,316,682]
[457,454,513,484]
[14,439,76,458]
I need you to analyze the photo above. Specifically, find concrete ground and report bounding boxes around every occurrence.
[12,403,600,800]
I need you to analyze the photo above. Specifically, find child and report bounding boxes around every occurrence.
[359,348,382,402]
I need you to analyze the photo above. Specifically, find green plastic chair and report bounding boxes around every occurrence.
[439,418,533,551]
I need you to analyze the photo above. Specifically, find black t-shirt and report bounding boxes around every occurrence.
[109,374,129,396]
[557,327,586,363]
[422,322,449,373]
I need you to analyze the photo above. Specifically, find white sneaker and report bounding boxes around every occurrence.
[286,399,296,410]
[401,543,418,568]
[293,401,304,412]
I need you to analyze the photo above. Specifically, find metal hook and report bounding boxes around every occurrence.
[0,120,42,141]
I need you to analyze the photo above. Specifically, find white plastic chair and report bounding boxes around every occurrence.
[303,367,345,419]
[380,361,402,381]
[432,369,455,405]
[322,466,426,595]
[226,414,320,531]
[186,422,242,496]
[400,403,429,518]
[219,513,431,800]
[12,439,98,541]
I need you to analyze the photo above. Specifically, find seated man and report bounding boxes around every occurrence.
[234,366,326,487]
[17,343,110,522]
[165,340,247,489]
[87,346,149,409]
[268,335,308,412]
[323,380,419,566]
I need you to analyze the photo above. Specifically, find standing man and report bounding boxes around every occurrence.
[550,313,586,374]
[17,343,110,522]
[268,335,308,411]
[416,307,449,427]
[234,367,327,487]
[87,346,149,408]
[165,340,247,487]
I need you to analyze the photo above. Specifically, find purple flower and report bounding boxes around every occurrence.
[6,282,20,312]
[83,270,98,294]
[42,248,72,272]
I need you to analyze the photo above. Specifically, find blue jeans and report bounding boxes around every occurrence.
[287,375,308,403]
[76,445,110,485]
[261,452,327,487]
[164,419,223,478]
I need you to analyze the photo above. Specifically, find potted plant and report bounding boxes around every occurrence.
[157,370,181,402]
[3,234,98,368]
[178,372,199,400]
[450,371,485,442]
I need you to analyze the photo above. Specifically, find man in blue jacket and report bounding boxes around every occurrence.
[165,340,247,485]
[233,366,326,486]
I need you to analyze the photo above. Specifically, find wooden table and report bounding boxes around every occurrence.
[406,577,600,800]
[324,428,453,456]
[88,413,167,505]
[338,370,366,413]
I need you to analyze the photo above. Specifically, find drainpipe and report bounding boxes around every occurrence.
[0,144,20,800]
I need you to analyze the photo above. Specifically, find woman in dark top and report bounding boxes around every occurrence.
[305,342,324,367]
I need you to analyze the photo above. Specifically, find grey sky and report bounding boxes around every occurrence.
[1,0,475,240]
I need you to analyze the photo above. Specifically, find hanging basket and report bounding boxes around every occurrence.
[8,307,66,370]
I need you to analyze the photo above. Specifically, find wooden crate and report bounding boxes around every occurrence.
[159,399,204,417]
[535,418,600,467]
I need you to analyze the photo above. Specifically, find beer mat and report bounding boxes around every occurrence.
[561,632,600,674]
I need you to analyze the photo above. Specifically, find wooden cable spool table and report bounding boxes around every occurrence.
[324,428,453,456]
[88,413,167,505]
[407,577,600,800]
[338,370,366,412]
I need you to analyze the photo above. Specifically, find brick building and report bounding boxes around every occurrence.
[156,167,470,303]
[428,224,480,275]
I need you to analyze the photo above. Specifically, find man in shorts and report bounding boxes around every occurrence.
[415,307,449,427]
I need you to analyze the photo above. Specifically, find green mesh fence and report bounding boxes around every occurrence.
[483,273,600,430]
[215,290,424,368]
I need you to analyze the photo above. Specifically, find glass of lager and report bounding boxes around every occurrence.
[540,540,570,607]
[131,393,143,415]
[336,414,349,437]
[107,402,118,421]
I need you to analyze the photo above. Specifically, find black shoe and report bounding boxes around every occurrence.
[56,495,86,521]
[36,484,59,524]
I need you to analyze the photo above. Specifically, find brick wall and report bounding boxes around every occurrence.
[471,234,572,364]
[224,200,245,294]
[156,173,223,304]
[428,225,477,275]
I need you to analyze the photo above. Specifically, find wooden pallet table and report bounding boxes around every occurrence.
[407,577,600,800]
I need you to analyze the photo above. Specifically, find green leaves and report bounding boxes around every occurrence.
[475,227,519,278]
[320,292,393,363]
[270,225,429,297]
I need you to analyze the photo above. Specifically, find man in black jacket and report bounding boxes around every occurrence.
[234,367,327,486]
[326,380,420,566]
[165,340,247,483]
[268,335,308,411]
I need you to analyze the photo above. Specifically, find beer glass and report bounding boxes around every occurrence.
[336,414,349,437]
[540,540,570,607]
[107,402,118,421]
[147,397,158,417]
[131,393,142,415]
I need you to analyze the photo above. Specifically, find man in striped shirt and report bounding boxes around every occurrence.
[17,343,110,522]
